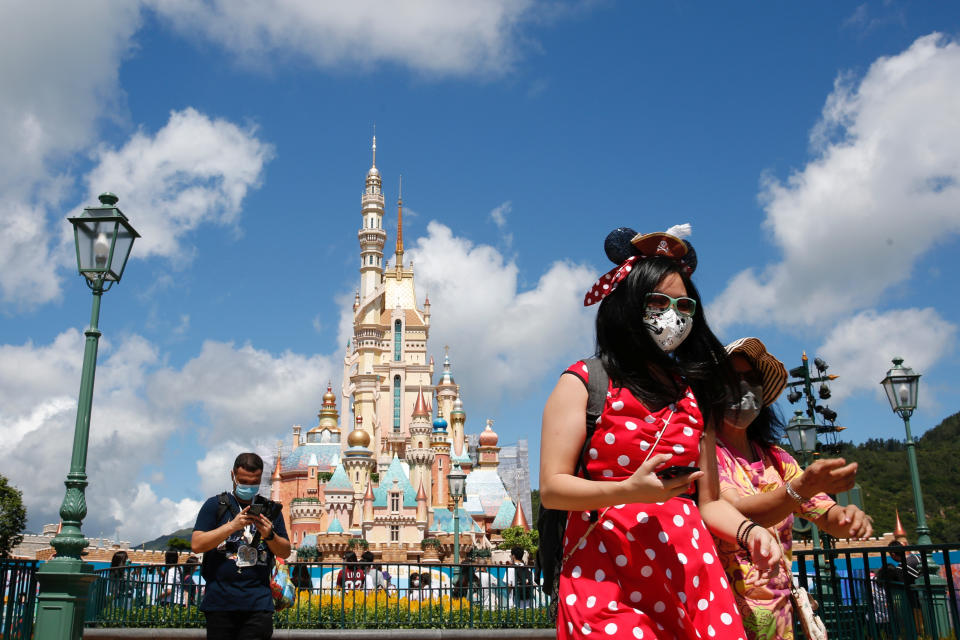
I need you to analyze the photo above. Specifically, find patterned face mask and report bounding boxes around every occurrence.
[725,380,763,428]
[643,308,693,352]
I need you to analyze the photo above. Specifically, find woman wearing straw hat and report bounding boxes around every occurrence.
[715,337,873,640]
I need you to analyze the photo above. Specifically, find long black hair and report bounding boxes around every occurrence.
[747,405,787,449]
[595,256,737,428]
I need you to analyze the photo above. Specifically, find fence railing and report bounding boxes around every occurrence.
[85,561,551,629]
[793,543,960,640]
[0,559,38,640]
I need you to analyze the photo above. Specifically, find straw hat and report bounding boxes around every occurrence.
[725,337,788,407]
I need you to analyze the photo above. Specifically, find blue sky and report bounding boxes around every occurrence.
[2,1,959,544]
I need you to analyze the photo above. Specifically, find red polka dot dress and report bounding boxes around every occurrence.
[556,361,746,640]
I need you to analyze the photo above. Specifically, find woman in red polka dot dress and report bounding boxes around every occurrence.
[540,227,782,640]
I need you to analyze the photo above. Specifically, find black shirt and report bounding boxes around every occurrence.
[194,493,288,612]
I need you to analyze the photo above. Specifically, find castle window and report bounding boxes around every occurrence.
[391,494,400,513]
[394,320,402,361]
[438,459,442,470]
[390,525,399,542]
[393,375,401,432]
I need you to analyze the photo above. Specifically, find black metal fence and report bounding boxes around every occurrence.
[85,561,551,629]
[794,543,960,640]
[0,559,38,640]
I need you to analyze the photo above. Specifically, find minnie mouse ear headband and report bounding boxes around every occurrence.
[583,224,698,306]
[725,337,788,407]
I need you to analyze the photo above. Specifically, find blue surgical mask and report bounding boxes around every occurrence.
[233,480,260,502]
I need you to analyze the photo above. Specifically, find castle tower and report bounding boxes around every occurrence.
[343,414,376,529]
[430,406,451,508]
[316,384,341,439]
[344,140,434,470]
[415,481,428,533]
[270,441,283,502]
[435,347,457,422]
[406,388,435,502]
[449,388,469,466]
[477,419,500,469]
[359,135,386,299]
[362,482,375,536]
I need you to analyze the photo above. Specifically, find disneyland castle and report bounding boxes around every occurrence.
[267,138,530,561]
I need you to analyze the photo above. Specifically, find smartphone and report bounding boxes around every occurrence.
[247,503,264,517]
[656,465,700,480]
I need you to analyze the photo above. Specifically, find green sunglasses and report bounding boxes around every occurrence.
[643,292,697,317]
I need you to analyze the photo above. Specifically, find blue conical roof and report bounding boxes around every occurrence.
[326,463,353,491]
[373,454,417,507]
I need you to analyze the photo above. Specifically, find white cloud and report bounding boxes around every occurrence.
[817,308,957,402]
[490,201,512,229]
[83,108,274,262]
[0,0,142,309]
[195,440,279,499]
[109,484,202,543]
[405,221,596,410]
[711,34,960,331]
[0,330,177,541]
[147,340,336,443]
[147,0,537,76]
[0,330,334,541]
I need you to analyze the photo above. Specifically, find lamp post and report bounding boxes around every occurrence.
[785,411,825,551]
[34,193,139,640]
[880,358,931,545]
[447,463,467,566]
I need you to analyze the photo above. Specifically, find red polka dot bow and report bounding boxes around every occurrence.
[583,256,638,306]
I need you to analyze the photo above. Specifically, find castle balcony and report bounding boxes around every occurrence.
[357,229,386,244]
[354,326,385,341]
[406,449,435,466]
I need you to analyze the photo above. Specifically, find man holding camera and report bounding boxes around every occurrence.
[192,452,290,639]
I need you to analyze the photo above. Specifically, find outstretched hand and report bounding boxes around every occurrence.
[619,453,704,504]
[795,458,857,497]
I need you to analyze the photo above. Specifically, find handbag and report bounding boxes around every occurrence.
[787,569,827,640]
[271,558,296,611]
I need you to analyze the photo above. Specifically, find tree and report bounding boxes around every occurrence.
[167,537,192,552]
[497,525,539,555]
[0,474,27,558]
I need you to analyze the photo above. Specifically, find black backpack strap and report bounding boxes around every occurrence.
[577,356,607,522]
[215,491,237,524]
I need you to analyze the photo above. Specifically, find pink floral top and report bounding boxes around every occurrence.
[714,439,834,640]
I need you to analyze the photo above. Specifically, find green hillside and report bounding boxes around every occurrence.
[818,411,960,543]
[138,527,193,551]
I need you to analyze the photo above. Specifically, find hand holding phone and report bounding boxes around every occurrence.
[247,503,264,517]
[656,465,700,480]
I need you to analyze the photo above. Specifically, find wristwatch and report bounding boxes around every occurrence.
[263,531,275,542]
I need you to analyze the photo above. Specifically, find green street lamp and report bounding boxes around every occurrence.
[447,463,467,566]
[785,411,826,553]
[34,193,139,640]
[785,411,818,461]
[880,357,930,545]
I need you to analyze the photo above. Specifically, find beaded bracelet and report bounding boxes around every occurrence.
[736,520,759,553]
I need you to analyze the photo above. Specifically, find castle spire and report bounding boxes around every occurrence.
[412,385,430,418]
[371,131,376,168]
[396,175,404,266]
[894,509,907,538]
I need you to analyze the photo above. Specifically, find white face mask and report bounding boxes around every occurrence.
[725,380,763,429]
[643,308,693,352]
